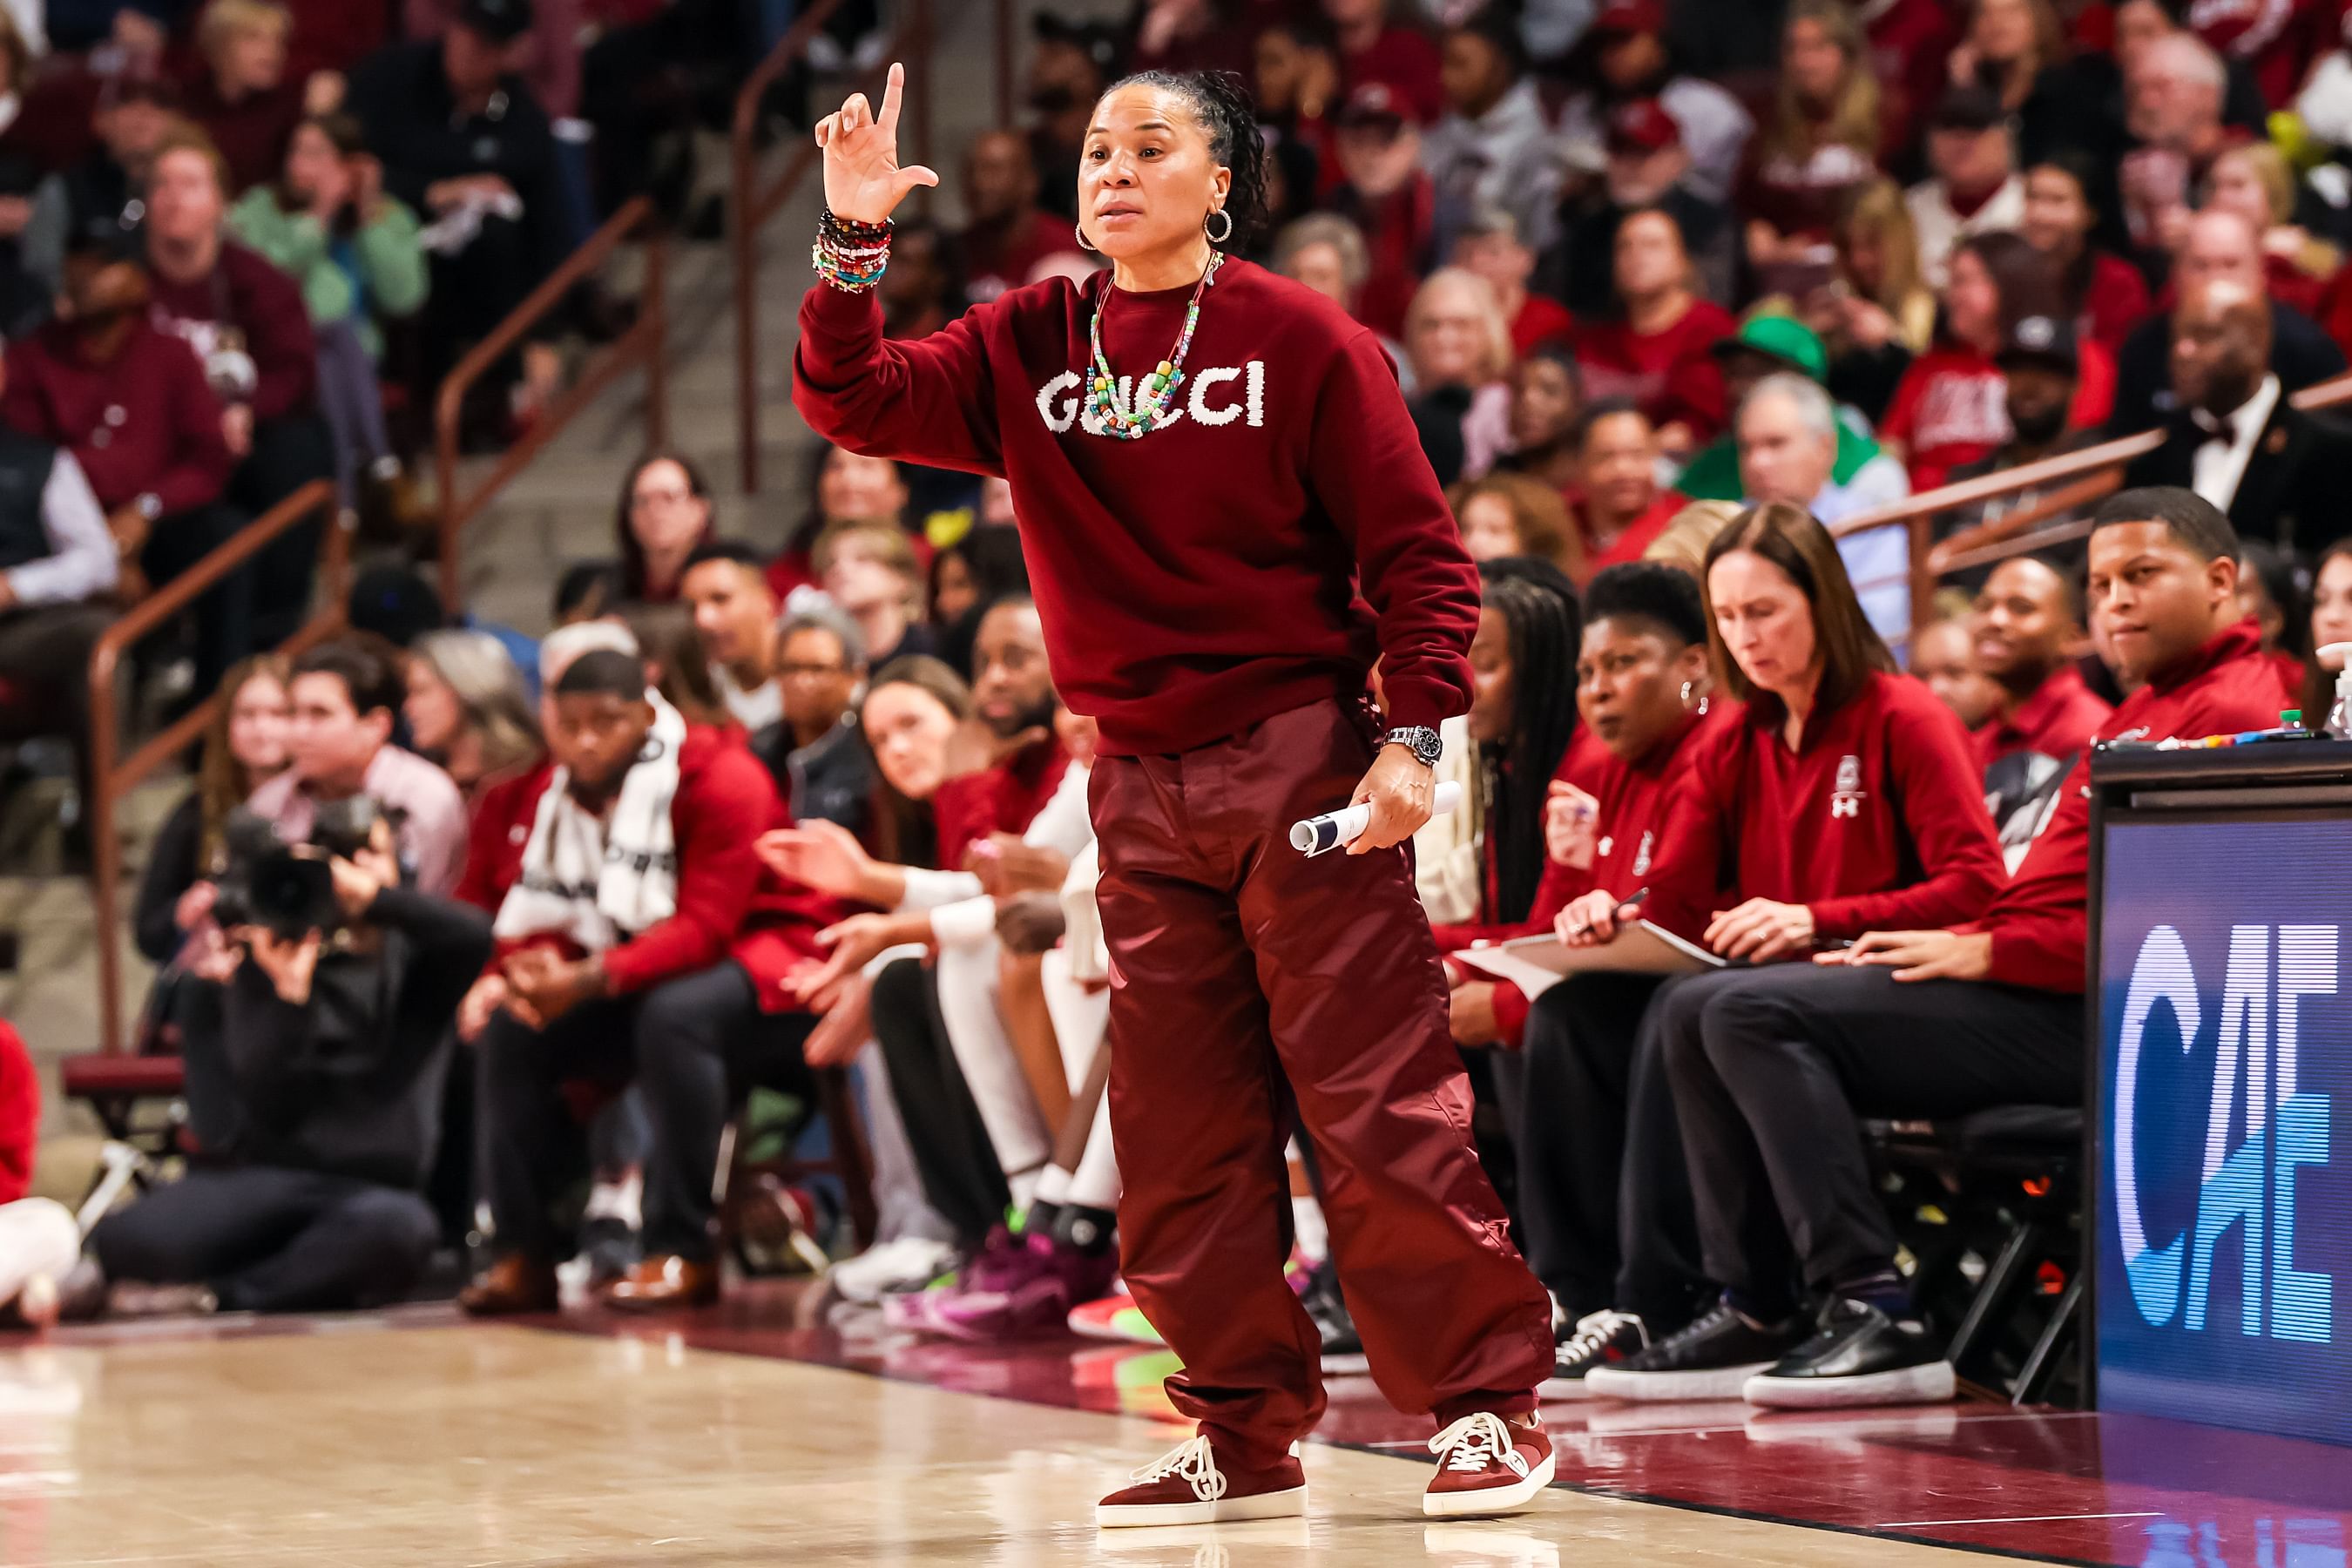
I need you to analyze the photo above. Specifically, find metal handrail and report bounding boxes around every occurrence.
[434,194,669,611]
[1823,370,2352,630]
[85,479,346,1055]
[732,0,933,494]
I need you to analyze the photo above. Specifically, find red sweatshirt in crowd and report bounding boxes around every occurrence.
[0,319,233,514]
[1974,663,2113,770]
[1571,300,1737,442]
[1960,621,2288,992]
[145,242,319,422]
[1879,340,2116,493]
[1578,490,1688,582]
[1643,671,2006,945]
[1440,707,1727,1048]
[793,260,1482,755]
[932,737,1071,868]
[470,731,838,1013]
[0,1021,36,1206]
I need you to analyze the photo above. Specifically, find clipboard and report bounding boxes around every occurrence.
[1450,919,1729,1000]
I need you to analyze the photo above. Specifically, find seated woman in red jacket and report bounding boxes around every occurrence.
[456,650,831,1317]
[1541,501,2004,1393]
[1451,563,1727,1378]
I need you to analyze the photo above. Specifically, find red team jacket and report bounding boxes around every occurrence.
[1959,621,2288,992]
[462,730,837,1014]
[1974,663,2114,770]
[1440,707,1730,1048]
[1643,672,2007,945]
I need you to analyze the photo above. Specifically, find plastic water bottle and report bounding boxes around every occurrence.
[2321,643,2352,739]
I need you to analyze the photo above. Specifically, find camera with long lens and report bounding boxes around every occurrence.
[212,798,394,939]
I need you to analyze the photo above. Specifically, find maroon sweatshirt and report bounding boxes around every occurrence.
[145,241,318,422]
[1959,621,2288,993]
[1644,671,2005,945]
[0,319,233,514]
[793,261,1481,755]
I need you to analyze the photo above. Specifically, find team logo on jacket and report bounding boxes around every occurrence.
[1830,754,1865,820]
[1631,830,1653,877]
[1034,362,1268,435]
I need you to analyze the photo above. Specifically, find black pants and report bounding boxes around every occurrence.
[139,503,251,700]
[88,1164,437,1313]
[230,415,334,649]
[476,960,814,1262]
[1660,963,2083,1310]
[1511,971,1713,1327]
[0,600,112,786]
[868,954,1009,1247]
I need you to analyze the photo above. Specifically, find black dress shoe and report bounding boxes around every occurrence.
[1742,1298,1956,1409]
[1301,1260,1367,1373]
[1583,1299,1809,1402]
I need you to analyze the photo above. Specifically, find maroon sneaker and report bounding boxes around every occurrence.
[1423,1412,1554,1517]
[1096,1435,1308,1528]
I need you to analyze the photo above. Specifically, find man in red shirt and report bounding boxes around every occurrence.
[3,236,247,688]
[958,132,1070,305]
[457,650,831,1315]
[1571,207,1734,451]
[1452,209,1573,359]
[141,127,332,649]
[1612,487,2281,1410]
[1969,554,2111,768]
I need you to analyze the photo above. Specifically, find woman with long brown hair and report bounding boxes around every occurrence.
[1546,502,2003,1399]
[132,653,293,965]
[1737,0,1882,285]
[612,451,718,605]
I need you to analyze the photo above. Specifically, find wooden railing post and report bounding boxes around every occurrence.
[436,197,666,606]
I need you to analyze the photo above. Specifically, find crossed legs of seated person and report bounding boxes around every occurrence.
[1583,963,2082,1408]
[866,954,1118,1338]
[462,959,815,1315]
[84,1166,437,1315]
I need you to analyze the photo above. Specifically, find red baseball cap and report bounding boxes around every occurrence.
[1592,0,1666,37]
[1337,82,1406,129]
[1607,98,1681,153]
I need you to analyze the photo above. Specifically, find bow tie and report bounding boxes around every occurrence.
[2191,406,2244,443]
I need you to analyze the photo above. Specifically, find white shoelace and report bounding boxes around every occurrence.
[1560,1309,1641,1363]
[1129,1435,1228,1501]
[1428,1412,1530,1477]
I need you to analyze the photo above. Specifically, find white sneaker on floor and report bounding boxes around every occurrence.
[824,1238,958,1305]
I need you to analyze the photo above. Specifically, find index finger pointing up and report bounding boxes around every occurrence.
[878,60,904,136]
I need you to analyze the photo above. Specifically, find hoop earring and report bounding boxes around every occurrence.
[1074,223,1098,253]
[1204,208,1233,244]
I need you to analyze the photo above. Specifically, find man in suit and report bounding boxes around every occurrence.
[2126,276,2352,555]
[2105,210,2346,436]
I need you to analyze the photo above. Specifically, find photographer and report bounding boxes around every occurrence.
[250,639,469,896]
[86,816,492,1315]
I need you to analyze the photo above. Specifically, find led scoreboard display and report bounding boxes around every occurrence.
[2095,814,2352,1444]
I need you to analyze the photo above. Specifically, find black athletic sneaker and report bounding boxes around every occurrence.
[1541,1310,1648,1399]
[1301,1261,1368,1374]
[1583,1300,1809,1402]
[1741,1298,1957,1409]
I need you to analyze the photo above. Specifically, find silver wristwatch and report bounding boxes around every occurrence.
[1381,725,1443,767]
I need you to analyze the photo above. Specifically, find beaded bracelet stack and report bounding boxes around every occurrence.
[813,208,892,292]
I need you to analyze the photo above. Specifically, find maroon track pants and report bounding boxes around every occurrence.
[1090,699,1553,1464]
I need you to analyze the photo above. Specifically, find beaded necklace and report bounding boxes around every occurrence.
[1084,250,1223,440]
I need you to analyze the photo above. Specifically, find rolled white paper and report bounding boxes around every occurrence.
[1291,780,1463,856]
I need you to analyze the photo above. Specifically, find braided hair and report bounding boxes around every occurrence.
[1477,556,1583,926]
[1099,69,1271,251]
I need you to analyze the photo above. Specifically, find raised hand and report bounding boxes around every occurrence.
[817,61,940,226]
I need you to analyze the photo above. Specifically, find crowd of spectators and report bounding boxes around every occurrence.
[7,0,2352,1419]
